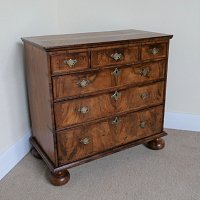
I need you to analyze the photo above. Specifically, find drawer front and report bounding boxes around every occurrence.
[50,50,89,74]
[57,105,164,165]
[91,44,139,68]
[53,61,166,99]
[141,42,167,61]
[54,81,164,129]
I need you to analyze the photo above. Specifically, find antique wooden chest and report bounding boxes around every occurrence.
[22,29,173,186]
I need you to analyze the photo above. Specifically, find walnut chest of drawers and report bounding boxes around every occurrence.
[22,29,173,186]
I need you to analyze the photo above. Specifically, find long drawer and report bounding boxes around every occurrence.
[57,105,164,165]
[54,81,164,129]
[53,61,166,100]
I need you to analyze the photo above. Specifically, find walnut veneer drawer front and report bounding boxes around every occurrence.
[50,50,89,74]
[22,29,172,186]
[53,61,166,99]
[57,105,164,165]
[54,81,164,129]
[91,44,139,68]
[141,42,167,61]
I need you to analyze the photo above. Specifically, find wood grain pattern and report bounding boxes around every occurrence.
[57,105,164,165]
[54,81,164,129]
[141,42,167,61]
[24,43,56,164]
[21,29,173,50]
[91,44,139,68]
[50,49,89,74]
[22,29,172,186]
[53,60,166,99]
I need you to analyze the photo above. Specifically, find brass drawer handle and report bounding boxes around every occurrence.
[111,53,122,61]
[77,79,90,88]
[112,117,120,126]
[139,121,146,128]
[111,91,121,101]
[149,47,159,55]
[63,58,77,67]
[140,67,150,77]
[112,68,121,77]
[140,92,149,100]
[78,106,89,114]
[80,138,90,145]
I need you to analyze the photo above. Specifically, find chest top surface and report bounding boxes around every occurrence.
[21,29,173,50]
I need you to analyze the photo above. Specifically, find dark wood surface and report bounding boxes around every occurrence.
[91,44,139,67]
[23,29,172,186]
[54,81,164,129]
[22,29,173,50]
[49,170,70,186]
[145,138,165,150]
[57,105,164,165]
[52,60,166,100]
[24,43,56,164]
[141,42,167,61]
[30,131,167,172]
[50,49,89,74]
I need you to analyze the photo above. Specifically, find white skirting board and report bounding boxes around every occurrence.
[164,112,200,132]
[0,131,31,181]
[0,112,200,181]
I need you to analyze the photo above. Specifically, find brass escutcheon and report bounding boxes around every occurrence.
[111,52,122,61]
[140,67,150,77]
[112,117,120,126]
[149,47,159,55]
[80,138,90,145]
[77,79,90,88]
[140,121,146,128]
[140,92,149,100]
[111,91,121,101]
[63,58,77,67]
[78,106,89,114]
[112,68,121,77]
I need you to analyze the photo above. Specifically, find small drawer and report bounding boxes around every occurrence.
[50,49,89,74]
[141,42,167,61]
[57,105,164,165]
[54,81,164,129]
[91,44,139,68]
[53,61,166,100]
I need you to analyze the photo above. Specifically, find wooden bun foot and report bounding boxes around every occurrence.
[145,138,165,150]
[31,147,42,159]
[49,170,70,186]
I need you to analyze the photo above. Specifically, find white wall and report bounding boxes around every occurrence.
[0,0,58,155]
[57,0,200,115]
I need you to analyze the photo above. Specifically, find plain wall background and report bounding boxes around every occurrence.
[0,0,200,156]
[0,0,58,155]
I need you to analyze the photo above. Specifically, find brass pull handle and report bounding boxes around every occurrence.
[63,58,77,67]
[139,121,146,128]
[111,91,121,101]
[80,138,90,145]
[140,92,149,100]
[111,53,122,61]
[112,117,120,126]
[77,79,90,88]
[140,67,150,77]
[149,47,159,55]
[112,68,121,77]
[78,106,89,114]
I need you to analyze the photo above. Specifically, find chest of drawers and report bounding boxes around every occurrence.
[22,29,173,186]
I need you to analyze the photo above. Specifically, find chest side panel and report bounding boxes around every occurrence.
[24,43,56,165]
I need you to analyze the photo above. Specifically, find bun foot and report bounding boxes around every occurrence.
[31,147,42,159]
[145,138,165,150]
[49,170,70,186]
